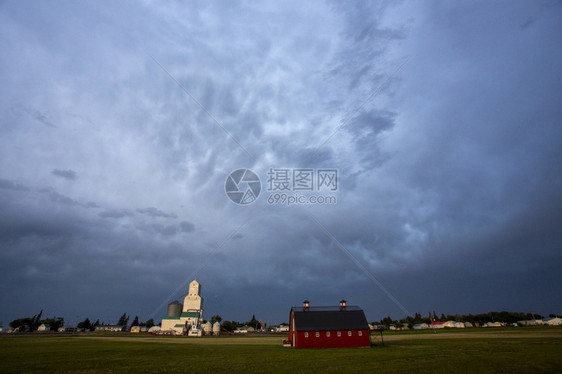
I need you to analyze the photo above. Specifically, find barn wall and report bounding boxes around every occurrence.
[288,311,295,345]
[294,329,370,349]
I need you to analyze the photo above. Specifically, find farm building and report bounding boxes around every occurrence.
[413,323,429,330]
[543,317,562,326]
[430,322,445,329]
[276,324,289,333]
[95,325,126,332]
[37,324,51,331]
[161,280,204,335]
[287,300,371,349]
[443,321,465,328]
[148,326,161,333]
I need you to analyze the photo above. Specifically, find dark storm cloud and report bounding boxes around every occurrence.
[52,169,77,180]
[0,0,560,327]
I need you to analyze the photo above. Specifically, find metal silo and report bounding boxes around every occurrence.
[212,322,220,336]
[166,300,183,317]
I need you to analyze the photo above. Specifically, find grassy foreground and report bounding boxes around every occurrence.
[0,330,561,373]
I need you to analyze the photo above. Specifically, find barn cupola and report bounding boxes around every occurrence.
[339,299,347,311]
[303,300,310,311]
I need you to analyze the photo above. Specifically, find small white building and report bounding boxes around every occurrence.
[430,322,445,329]
[148,326,161,333]
[188,327,203,337]
[413,323,429,330]
[234,326,249,334]
[441,321,464,328]
[543,317,562,326]
[518,319,544,326]
[58,326,76,332]
[276,324,289,333]
[95,325,125,332]
[37,324,51,331]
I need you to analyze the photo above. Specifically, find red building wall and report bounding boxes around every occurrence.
[292,329,370,349]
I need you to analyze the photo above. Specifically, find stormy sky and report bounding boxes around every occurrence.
[1,1,561,326]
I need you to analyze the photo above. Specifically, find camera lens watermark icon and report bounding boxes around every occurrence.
[225,169,261,205]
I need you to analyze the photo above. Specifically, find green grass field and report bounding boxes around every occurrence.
[1,328,561,373]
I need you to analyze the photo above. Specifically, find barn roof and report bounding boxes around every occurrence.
[291,306,369,331]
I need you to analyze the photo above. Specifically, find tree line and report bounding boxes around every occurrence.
[221,314,261,332]
[373,311,558,327]
[9,311,227,332]
[8,310,156,332]
[220,314,264,332]
[76,313,157,330]
[9,309,65,332]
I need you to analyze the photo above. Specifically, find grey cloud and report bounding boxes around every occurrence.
[136,207,177,219]
[136,223,179,237]
[0,178,29,191]
[136,221,195,236]
[39,188,80,206]
[52,169,77,180]
[179,221,195,233]
[14,105,57,127]
[98,209,135,218]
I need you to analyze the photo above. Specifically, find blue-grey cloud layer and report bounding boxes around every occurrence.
[0,0,561,325]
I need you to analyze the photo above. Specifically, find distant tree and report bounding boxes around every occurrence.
[30,310,43,331]
[248,314,259,330]
[77,318,92,330]
[131,316,139,327]
[9,318,33,330]
[210,315,222,324]
[41,317,64,331]
[376,310,551,327]
[379,316,394,327]
[10,309,44,331]
[117,313,129,327]
[221,320,240,332]
[145,319,155,328]
[92,320,100,330]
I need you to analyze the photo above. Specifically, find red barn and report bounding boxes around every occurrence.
[287,300,371,349]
